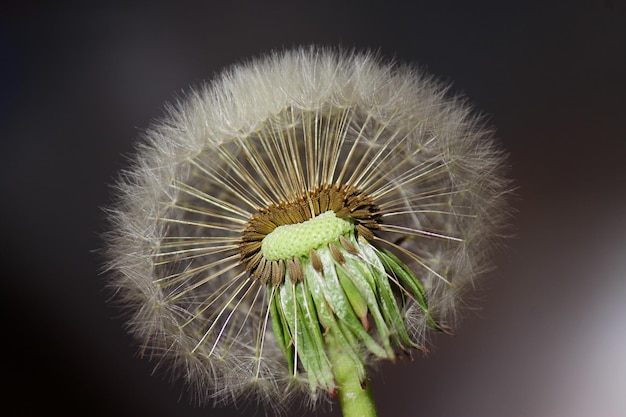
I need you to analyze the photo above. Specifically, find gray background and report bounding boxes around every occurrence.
[2,1,625,416]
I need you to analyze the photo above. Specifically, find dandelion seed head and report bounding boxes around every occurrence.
[105,46,511,411]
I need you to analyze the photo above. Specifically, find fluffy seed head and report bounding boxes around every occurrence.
[104,46,511,411]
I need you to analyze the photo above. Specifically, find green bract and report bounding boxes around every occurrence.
[268,230,443,397]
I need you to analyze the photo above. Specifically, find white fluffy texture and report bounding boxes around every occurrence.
[105,47,511,411]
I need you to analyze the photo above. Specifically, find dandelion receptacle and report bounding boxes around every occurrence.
[105,47,511,417]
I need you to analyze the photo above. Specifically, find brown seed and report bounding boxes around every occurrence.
[339,235,359,255]
[356,224,374,240]
[271,260,285,287]
[309,249,323,274]
[254,257,267,281]
[287,257,303,283]
[329,242,345,264]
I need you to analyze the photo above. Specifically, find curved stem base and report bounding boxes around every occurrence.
[328,334,378,417]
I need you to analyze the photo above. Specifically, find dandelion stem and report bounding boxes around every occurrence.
[327,332,378,417]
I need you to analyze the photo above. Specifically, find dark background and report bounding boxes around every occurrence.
[2,1,626,416]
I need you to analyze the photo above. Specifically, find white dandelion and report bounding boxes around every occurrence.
[105,47,511,417]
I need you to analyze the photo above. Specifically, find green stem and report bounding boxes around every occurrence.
[328,333,378,417]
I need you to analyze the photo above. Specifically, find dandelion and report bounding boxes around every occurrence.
[105,47,510,417]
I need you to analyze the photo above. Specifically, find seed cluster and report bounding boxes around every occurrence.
[239,184,381,285]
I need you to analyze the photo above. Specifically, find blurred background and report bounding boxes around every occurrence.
[1,1,625,416]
